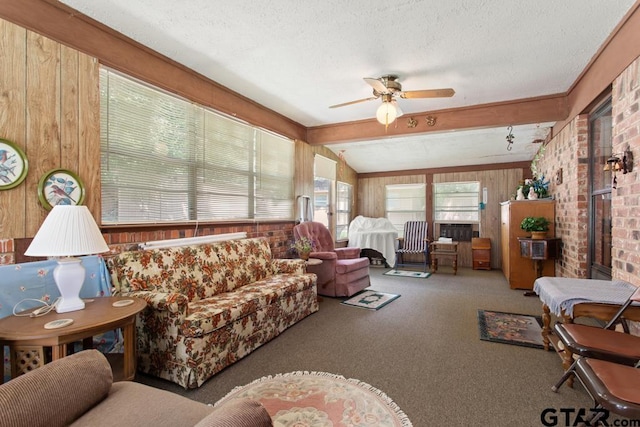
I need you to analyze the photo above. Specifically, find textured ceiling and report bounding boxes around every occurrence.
[60,0,636,173]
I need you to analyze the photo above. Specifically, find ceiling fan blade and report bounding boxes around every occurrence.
[364,77,389,94]
[329,96,378,109]
[400,88,455,99]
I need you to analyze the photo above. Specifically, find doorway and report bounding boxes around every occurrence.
[588,99,613,280]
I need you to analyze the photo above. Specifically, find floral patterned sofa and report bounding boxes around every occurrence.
[106,237,318,389]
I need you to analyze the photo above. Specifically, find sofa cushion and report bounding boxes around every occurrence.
[195,399,273,427]
[0,350,112,427]
[181,274,316,337]
[72,381,215,426]
[335,257,369,274]
[210,238,273,293]
[108,245,212,301]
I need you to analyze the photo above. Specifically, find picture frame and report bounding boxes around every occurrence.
[0,138,29,190]
[37,168,85,210]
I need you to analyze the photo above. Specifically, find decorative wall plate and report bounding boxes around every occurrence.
[37,168,85,210]
[0,138,29,190]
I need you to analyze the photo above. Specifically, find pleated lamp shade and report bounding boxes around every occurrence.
[25,205,109,257]
[25,205,109,313]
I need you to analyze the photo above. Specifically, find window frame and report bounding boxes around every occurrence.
[385,183,427,236]
[335,181,353,241]
[433,181,480,224]
[99,68,294,225]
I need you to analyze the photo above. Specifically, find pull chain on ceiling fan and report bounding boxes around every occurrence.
[329,75,455,126]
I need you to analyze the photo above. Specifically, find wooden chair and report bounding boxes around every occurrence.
[394,221,429,272]
[552,285,640,392]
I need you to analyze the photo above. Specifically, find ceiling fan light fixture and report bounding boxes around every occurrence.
[392,100,403,118]
[376,102,398,125]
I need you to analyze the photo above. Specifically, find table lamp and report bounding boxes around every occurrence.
[25,205,109,313]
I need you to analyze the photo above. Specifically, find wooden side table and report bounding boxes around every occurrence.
[429,241,458,275]
[518,237,561,296]
[305,258,323,302]
[0,296,146,383]
[471,237,491,270]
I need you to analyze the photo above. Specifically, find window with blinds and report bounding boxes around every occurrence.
[385,183,426,236]
[433,181,480,223]
[336,181,352,241]
[100,69,294,224]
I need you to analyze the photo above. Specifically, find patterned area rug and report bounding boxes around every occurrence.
[477,309,544,349]
[341,290,400,310]
[384,269,431,278]
[215,371,412,426]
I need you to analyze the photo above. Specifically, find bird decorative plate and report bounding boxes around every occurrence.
[0,138,29,190]
[37,168,85,210]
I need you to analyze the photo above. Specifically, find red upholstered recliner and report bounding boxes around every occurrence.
[293,221,370,297]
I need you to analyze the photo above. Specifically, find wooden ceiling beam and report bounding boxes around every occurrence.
[306,93,569,145]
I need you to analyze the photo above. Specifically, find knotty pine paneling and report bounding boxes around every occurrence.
[26,30,61,236]
[77,53,101,219]
[0,18,99,239]
[0,20,27,239]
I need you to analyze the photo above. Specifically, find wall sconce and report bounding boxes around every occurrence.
[603,151,633,174]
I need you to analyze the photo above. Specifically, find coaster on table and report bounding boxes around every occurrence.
[44,319,74,329]
[112,299,135,308]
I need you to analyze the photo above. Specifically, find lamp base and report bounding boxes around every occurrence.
[55,297,85,314]
[53,257,86,313]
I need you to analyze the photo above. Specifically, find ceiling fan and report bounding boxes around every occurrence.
[329,75,455,125]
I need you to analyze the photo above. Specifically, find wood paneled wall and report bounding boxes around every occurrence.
[357,168,523,269]
[358,175,426,218]
[0,19,100,239]
[294,140,359,238]
[433,168,523,269]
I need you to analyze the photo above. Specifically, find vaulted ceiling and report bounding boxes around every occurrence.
[58,0,637,173]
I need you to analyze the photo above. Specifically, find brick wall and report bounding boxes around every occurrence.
[537,56,640,284]
[536,116,589,279]
[611,58,640,284]
[0,222,296,265]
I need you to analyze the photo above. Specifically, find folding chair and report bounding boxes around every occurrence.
[394,221,429,272]
[566,358,640,426]
[552,285,640,392]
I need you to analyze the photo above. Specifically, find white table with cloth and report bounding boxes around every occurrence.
[533,276,640,381]
[348,216,398,268]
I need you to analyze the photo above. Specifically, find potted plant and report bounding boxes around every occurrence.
[291,236,316,260]
[520,216,551,239]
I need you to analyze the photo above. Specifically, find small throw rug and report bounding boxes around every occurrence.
[341,290,400,310]
[384,269,431,278]
[215,371,412,426]
[477,309,544,349]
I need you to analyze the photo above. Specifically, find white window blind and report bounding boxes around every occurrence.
[433,181,480,223]
[100,69,294,224]
[314,155,336,180]
[385,184,426,236]
[336,181,352,240]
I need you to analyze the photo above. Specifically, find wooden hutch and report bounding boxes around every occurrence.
[500,200,556,290]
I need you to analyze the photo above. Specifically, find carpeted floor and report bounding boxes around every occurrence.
[136,268,609,427]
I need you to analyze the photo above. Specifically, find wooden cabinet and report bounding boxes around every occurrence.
[472,237,491,270]
[500,200,555,290]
